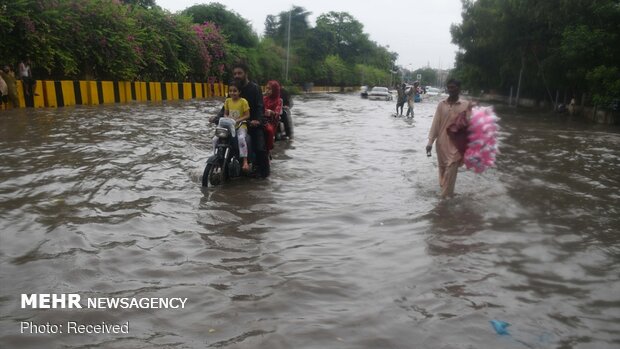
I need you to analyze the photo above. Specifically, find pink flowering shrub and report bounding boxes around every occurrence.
[192,22,227,80]
[0,0,229,81]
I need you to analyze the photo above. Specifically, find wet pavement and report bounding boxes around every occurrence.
[1,93,619,348]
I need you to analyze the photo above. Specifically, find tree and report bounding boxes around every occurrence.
[264,6,311,47]
[411,68,438,87]
[323,55,349,86]
[451,0,619,107]
[355,64,391,86]
[0,1,399,87]
[293,11,396,85]
[182,3,258,48]
[191,21,228,80]
[315,12,366,63]
[264,15,278,37]
[120,0,156,8]
[0,0,228,81]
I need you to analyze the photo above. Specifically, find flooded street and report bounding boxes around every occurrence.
[1,93,619,349]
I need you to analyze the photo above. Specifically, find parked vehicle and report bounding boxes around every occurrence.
[368,86,393,101]
[426,87,444,96]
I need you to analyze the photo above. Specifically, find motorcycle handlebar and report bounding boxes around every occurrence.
[210,116,264,128]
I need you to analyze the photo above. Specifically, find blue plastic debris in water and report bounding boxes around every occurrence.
[490,320,511,335]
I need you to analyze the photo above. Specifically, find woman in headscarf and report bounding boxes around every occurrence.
[263,80,283,152]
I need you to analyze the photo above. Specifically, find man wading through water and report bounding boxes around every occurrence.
[426,78,473,198]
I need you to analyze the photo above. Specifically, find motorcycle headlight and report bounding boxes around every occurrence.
[215,127,230,139]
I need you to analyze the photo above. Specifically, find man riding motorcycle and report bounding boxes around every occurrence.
[232,63,269,178]
[210,63,270,179]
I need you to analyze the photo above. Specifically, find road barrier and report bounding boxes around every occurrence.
[1,82,351,110]
[1,80,228,110]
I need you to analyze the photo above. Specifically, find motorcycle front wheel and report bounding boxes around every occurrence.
[202,163,214,187]
[202,162,225,187]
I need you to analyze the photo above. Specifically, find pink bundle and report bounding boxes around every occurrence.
[464,107,499,173]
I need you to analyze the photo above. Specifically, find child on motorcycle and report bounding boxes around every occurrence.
[214,81,251,172]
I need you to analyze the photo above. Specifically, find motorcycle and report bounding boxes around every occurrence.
[203,102,289,187]
[202,117,247,187]
[275,106,294,141]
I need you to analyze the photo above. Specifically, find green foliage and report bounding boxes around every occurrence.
[355,64,390,87]
[0,1,396,88]
[587,65,620,107]
[408,68,438,87]
[323,55,348,85]
[255,38,285,83]
[0,0,227,81]
[264,15,278,37]
[120,0,156,9]
[182,3,258,48]
[282,84,302,95]
[264,6,311,47]
[262,8,396,86]
[62,0,141,80]
[451,0,620,107]
[316,12,367,63]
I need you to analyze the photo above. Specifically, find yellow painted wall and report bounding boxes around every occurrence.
[171,83,179,101]
[195,83,203,98]
[87,81,99,105]
[182,83,192,100]
[44,81,57,107]
[2,79,308,109]
[101,81,115,104]
[15,80,44,108]
[60,81,76,106]
[165,83,173,101]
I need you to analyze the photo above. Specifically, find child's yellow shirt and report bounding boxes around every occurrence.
[224,97,250,129]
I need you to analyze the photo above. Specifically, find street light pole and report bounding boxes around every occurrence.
[285,9,291,82]
[407,63,412,83]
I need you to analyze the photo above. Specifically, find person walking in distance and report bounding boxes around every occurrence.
[396,83,406,116]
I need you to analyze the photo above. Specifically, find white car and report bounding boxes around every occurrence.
[368,86,393,101]
[426,87,444,96]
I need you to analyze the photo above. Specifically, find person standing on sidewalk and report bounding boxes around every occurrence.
[18,57,36,97]
[0,65,19,107]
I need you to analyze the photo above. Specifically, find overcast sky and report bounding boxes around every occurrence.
[156,0,464,71]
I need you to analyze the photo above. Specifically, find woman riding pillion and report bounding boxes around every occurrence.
[263,80,283,153]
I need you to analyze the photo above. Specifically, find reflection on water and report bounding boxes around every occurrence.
[1,96,619,348]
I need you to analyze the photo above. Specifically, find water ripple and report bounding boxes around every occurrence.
[1,96,619,348]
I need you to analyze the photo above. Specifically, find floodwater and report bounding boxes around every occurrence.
[1,93,619,349]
